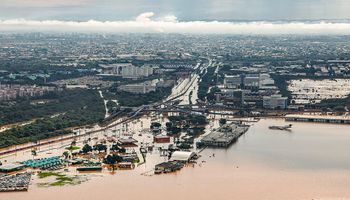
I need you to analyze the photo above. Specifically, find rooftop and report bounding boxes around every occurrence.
[0,163,25,171]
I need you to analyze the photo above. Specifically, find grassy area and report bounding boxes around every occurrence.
[65,146,81,151]
[37,171,61,179]
[37,171,81,187]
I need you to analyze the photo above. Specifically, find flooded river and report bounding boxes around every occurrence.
[2,118,350,200]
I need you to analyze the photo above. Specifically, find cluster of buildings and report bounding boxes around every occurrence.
[118,79,175,94]
[118,81,156,94]
[51,76,114,89]
[99,63,155,79]
[275,62,350,78]
[215,73,287,109]
[0,83,59,101]
[210,58,350,110]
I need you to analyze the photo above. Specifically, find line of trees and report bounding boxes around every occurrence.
[198,67,216,101]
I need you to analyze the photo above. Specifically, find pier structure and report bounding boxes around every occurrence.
[199,123,249,148]
[285,114,350,124]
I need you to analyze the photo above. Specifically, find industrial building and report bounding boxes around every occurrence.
[118,81,156,94]
[99,63,154,79]
[224,75,242,89]
[263,94,288,109]
[243,74,260,89]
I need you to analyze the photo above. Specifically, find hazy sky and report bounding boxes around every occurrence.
[2,0,350,34]
[1,0,350,21]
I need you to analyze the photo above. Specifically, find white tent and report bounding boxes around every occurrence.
[170,151,196,162]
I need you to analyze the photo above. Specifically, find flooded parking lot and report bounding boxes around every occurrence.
[288,78,350,104]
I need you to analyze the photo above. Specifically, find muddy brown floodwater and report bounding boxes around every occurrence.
[2,118,350,200]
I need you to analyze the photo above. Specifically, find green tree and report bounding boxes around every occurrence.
[94,144,107,153]
[219,118,227,126]
[165,122,173,131]
[104,154,123,171]
[82,144,93,154]
[110,144,120,152]
[62,151,70,159]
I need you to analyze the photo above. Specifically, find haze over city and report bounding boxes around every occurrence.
[2,0,350,34]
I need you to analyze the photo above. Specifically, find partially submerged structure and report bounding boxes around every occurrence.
[0,163,25,173]
[117,162,135,170]
[0,172,31,192]
[21,156,62,169]
[155,161,184,174]
[154,151,197,174]
[117,138,138,148]
[198,123,249,148]
[170,151,196,162]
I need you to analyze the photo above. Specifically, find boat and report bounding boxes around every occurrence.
[269,124,292,130]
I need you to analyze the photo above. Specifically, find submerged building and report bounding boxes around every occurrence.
[170,151,196,162]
